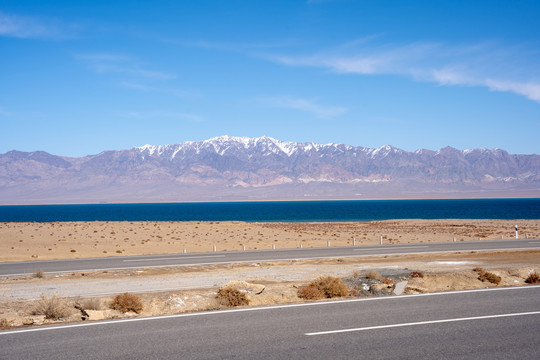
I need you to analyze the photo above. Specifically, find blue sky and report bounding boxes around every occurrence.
[1,0,539,156]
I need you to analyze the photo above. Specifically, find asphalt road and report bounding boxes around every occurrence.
[1,286,539,359]
[1,239,539,276]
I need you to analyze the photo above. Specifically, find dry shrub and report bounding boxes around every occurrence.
[473,267,485,274]
[297,285,324,300]
[478,271,502,285]
[79,297,102,310]
[525,272,540,284]
[0,318,9,329]
[110,293,144,313]
[309,276,348,298]
[33,270,45,278]
[216,286,250,307]
[409,271,424,278]
[365,270,381,280]
[32,294,73,320]
[382,278,394,285]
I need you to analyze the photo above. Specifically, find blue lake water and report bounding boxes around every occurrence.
[0,198,539,222]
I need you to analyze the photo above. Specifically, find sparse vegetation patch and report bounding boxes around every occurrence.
[300,276,349,299]
[79,297,102,311]
[297,285,324,300]
[525,271,540,284]
[110,293,144,313]
[474,268,501,285]
[216,286,250,307]
[32,295,73,320]
[365,270,381,280]
[0,318,9,329]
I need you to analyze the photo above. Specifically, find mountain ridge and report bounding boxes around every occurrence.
[1,136,539,204]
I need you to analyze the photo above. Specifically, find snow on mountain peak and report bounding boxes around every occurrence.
[135,136,413,160]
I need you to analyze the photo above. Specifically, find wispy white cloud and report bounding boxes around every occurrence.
[484,79,540,103]
[267,41,540,103]
[0,11,76,39]
[116,110,202,122]
[257,96,347,118]
[76,53,176,80]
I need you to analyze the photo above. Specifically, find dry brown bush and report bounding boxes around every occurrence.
[110,293,144,313]
[473,267,485,274]
[309,276,349,298]
[409,271,424,278]
[32,294,73,320]
[525,272,540,284]
[297,285,324,300]
[365,270,381,280]
[478,271,502,285]
[216,287,250,307]
[382,278,394,285]
[0,318,9,329]
[33,270,45,278]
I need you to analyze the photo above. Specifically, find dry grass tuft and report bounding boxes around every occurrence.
[79,298,102,310]
[365,270,381,280]
[297,285,324,300]
[473,267,501,284]
[306,276,349,299]
[32,295,73,320]
[409,271,424,278]
[382,278,394,285]
[33,269,45,278]
[525,272,540,284]
[477,271,502,285]
[0,318,9,329]
[216,286,250,307]
[110,293,144,313]
[473,267,485,274]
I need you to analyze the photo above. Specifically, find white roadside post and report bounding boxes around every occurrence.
[353,237,356,246]
[379,236,383,245]
[213,245,216,252]
[515,225,519,239]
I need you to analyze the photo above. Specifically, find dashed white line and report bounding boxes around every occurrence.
[305,311,540,336]
[353,245,429,251]
[122,255,226,262]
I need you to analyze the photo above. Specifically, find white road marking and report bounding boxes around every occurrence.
[122,255,226,262]
[353,245,429,251]
[529,242,540,244]
[305,311,540,336]
[1,285,539,336]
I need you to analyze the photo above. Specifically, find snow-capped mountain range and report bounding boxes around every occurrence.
[1,135,539,204]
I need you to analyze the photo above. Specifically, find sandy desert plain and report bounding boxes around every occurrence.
[1,219,539,328]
